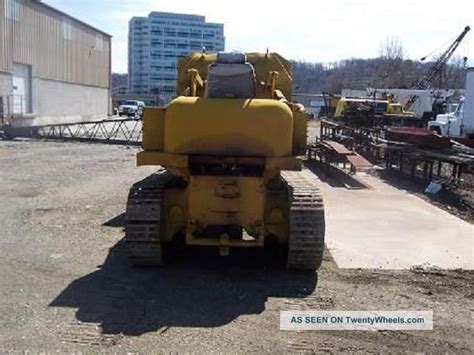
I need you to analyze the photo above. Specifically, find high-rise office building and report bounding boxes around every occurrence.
[128,11,225,99]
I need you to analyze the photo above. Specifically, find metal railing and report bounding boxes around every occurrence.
[0,94,27,126]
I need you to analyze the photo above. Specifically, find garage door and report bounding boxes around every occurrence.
[12,63,32,114]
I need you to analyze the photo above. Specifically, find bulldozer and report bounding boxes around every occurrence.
[125,52,325,270]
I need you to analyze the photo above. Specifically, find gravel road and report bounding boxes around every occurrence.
[0,140,472,353]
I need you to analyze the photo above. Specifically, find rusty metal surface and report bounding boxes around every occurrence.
[323,140,353,155]
[386,127,452,149]
[316,139,374,171]
[345,154,372,169]
[315,119,474,186]
[452,137,474,149]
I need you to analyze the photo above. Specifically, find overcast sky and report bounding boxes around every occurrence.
[46,0,473,73]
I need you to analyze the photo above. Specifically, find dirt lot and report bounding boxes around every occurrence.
[0,140,472,353]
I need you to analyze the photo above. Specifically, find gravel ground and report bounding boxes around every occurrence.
[0,140,472,353]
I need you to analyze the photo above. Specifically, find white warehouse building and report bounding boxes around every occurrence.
[0,0,112,127]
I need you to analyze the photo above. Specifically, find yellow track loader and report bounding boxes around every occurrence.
[125,52,325,270]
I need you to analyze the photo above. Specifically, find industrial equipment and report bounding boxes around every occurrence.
[320,92,341,118]
[332,97,418,127]
[366,88,456,120]
[125,52,325,270]
[403,26,471,112]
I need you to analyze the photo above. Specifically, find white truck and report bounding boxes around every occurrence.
[118,100,145,117]
[428,68,474,138]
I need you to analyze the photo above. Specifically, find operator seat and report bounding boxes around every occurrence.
[206,52,256,99]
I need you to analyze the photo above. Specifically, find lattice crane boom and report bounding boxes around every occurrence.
[403,26,470,111]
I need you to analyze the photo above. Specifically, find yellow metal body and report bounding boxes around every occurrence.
[177,52,292,99]
[386,103,416,118]
[138,52,308,248]
[334,97,416,118]
[165,97,294,157]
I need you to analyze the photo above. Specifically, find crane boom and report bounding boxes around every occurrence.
[403,26,471,112]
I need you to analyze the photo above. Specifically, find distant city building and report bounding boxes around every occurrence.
[0,0,111,126]
[128,11,225,99]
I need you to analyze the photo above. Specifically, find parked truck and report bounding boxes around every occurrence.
[428,68,474,138]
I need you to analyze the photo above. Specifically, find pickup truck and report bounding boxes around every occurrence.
[118,100,145,117]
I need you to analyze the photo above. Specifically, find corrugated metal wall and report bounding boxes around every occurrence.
[0,0,12,74]
[0,0,110,88]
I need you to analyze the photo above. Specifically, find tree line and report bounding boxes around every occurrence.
[292,57,466,94]
[292,38,467,94]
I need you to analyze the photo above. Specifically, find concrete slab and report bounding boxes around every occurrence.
[315,171,474,270]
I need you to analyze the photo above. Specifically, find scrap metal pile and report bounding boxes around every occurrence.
[309,119,474,187]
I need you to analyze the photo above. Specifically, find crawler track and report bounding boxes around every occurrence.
[282,170,325,270]
[125,171,170,265]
